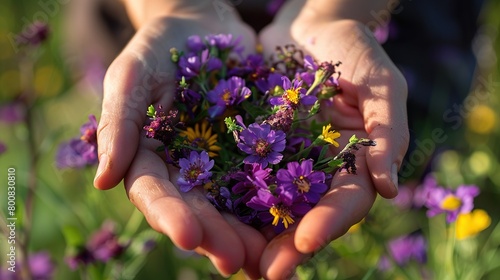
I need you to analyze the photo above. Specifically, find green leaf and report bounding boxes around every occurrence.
[146,105,156,118]
[349,134,359,144]
[240,100,270,119]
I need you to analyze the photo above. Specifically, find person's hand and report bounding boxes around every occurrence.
[258,6,409,279]
[93,6,269,278]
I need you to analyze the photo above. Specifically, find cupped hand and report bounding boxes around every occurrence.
[258,15,409,280]
[93,14,268,278]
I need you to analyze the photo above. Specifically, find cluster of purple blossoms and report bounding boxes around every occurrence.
[142,33,371,231]
[378,233,427,271]
[66,222,127,270]
[56,115,98,169]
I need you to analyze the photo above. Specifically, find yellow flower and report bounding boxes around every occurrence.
[321,124,341,147]
[467,104,496,135]
[456,209,491,240]
[180,120,221,157]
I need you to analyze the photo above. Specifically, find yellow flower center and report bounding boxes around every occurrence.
[284,89,300,104]
[269,204,294,229]
[294,175,310,193]
[187,167,202,181]
[254,139,270,157]
[440,194,462,211]
[222,89,232,104]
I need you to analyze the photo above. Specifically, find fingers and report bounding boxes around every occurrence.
[260,231,308,280]
[94,29,175,190]
[260,154,376,279]
[220,213,267,279]
[294,156,375,253]
[125,142,251,277]
[125,145,203,250]
[357,49,409,198]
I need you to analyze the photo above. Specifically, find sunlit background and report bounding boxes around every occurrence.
[1,0,500,279]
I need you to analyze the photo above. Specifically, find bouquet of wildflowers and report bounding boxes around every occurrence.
[143,34,375,233]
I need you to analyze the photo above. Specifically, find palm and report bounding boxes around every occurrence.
[95,16,268,278]
[257,19,408,278]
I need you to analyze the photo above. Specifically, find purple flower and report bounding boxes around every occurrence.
[0,101,25,123]
[424,184,480,223]
[373,24,390,44]
[255,72,282,94]
[206,76,251,118]
[87,222,127,262]
[413,175,438,208]
[299,55,340,94]
[16,21,50,47]
[143,106,181,147]
[269,76,317,109]
[247,187,311,232]
[387,234,427,266]
[237,123,286,167]
[1,251,54,280]
[177,150,214,192]
[205,34,243,53]
[178,49,222,79]
[66,222,126,270]
[56,115,98,169]
[206,185,232,211]
[28,251,55,280]
[276,159,328,203]
[186,35,205,52]
[56,139,98,168]
[232,163,273,194]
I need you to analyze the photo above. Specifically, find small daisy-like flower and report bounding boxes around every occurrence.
[180,120,221,157]
[424,184,480,223]
[269,76,316,109]
[321,124,341,147]
[276,159,328,203]
[237,123,286,167]
[206,76,251,118]
[178,151,214,192]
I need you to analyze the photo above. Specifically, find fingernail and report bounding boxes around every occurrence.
[94,154,108,184]
[391,163,399,193]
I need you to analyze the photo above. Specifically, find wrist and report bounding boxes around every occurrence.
[122,0,239,29]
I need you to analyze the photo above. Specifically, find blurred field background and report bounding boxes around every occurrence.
[1,0,500,279]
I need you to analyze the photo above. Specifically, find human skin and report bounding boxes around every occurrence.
[258,0,409,278]
[94,0,409,279]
